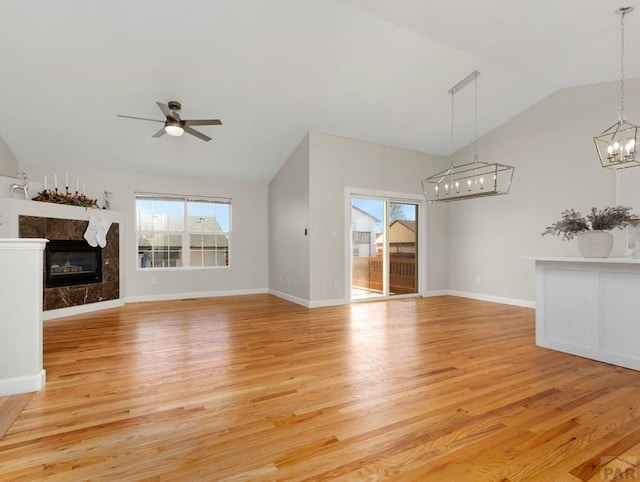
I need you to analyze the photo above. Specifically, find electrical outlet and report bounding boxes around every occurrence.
[151,277,157,285]
[475,275,481,284]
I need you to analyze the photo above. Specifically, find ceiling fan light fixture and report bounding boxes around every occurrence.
[165,122,184,137]
[118,101,221,141]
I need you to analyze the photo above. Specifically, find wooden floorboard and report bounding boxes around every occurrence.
[1,294,640,480]
[0,393,32,442]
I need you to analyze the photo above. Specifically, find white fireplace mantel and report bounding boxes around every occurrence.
[0,198,121,237]
[0,198,125,319]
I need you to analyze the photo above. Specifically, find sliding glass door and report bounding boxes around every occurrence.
[387,202,418,296]
[350,196,418,300]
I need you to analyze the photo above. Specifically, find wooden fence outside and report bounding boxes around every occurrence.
[352,255,416,294]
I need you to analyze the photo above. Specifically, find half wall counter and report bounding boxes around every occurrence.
[0,238,47,395]
[534,257,640,371]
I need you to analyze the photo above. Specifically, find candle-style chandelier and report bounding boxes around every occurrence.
[422,71,514,203]
[594,7,638,170]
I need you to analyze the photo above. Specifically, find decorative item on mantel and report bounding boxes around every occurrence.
[593,7,638,169]
[104,191,113,210]
[32,172,98,208]
[542,206,640,258]
[8,170,29,200]
[32,189,98,208]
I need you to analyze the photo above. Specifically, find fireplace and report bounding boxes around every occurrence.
[45,240,103,288]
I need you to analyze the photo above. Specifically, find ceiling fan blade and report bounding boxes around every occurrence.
[152,127,166,138]
[184,119,223,126]
[156,102,172,118]
[184,126,211,142]
[117,114,164,123]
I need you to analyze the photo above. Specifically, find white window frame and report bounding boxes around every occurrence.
[136,192,231,270]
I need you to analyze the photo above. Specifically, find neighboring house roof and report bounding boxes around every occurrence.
[392,220,416,232]
[189,216,228,247]
[139,234,228,250]
[188,216,225,233]
[351,205,381,223]
[376,219,417,245]
[189,234,229,248]
[139,215,229,249]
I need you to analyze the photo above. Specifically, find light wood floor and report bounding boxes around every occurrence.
[2,295,640,481]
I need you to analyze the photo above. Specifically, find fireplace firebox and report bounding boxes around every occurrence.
[45,240,102,288]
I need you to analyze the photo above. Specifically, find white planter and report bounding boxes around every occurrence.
[577,230,613,258]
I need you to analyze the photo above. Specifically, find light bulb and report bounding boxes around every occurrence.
[627,139,636,154]
[613,141,620,152]
[608,144,614,155]
[467,179,472,191]
[165,123,184,136]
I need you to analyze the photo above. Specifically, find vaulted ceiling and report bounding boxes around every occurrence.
[1,0,638,183]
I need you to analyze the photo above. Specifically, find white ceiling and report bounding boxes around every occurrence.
[1,0,639,183]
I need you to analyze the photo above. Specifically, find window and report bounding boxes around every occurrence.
[136,193,231,269]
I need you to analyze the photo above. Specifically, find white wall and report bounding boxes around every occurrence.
[619,79,640,234]
[268,134,311,303]
[19,163,268,300]
[13,78,637,309]
[309,132,450,305]
[0,134,19,178]
[447,77,640,304]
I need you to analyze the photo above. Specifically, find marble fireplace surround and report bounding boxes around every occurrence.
[20,215,119,311]
[0,199,124,318]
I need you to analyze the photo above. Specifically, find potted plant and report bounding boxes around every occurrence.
[542,206,640,257]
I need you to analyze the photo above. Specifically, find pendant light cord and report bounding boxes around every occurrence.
[450,90,455,155]
[620,10,626,122]
[474,73,479,162]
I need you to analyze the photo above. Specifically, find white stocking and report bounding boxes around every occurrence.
[96,213,112,248]
[84,214,100,247]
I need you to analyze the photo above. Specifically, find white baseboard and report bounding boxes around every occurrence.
[423,290,449,297]
[43,299,125,320]
[43,289,533,320]
[0,369,46,396]
[308,298,347,308]
[447,290,535,309]
[268,289,310,307]
[268,290,347,309]
[269,288,533,309]
[45,290,272,320]
[126,288,269,304]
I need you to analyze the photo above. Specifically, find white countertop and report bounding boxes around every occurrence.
[529,256,640,264]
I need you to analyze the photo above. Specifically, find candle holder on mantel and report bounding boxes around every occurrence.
[32,188,98,208]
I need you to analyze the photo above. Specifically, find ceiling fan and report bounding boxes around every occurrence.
[118,101,222,142]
